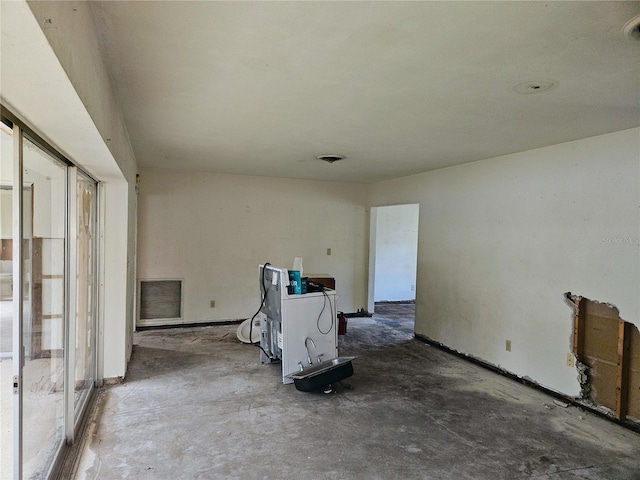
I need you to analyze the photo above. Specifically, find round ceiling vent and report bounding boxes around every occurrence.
[623,14,640,41]
[513,81,556,95]
[317,154,344,164]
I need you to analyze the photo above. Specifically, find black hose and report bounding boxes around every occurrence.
[247,263,273,360]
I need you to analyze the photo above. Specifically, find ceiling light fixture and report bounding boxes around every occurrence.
[316,154,344,164]
[623,14,640,41]
[513,81,555,95]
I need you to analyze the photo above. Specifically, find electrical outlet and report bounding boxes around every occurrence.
[210,300,216,308]
[566,353,575,367]
[411,284,415,291]
[506,340,511,352]
[327,248,332,256]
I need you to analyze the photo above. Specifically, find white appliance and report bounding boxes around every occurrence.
[258,264,338,384]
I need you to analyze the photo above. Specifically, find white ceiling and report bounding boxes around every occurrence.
[90,1,640,184]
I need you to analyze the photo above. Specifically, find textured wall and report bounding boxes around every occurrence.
[370,128,640,395]
[137,168,369,324]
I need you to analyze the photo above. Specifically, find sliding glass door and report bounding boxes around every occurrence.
[1,115,99,479]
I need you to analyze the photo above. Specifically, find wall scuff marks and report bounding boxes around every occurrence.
[565,293,639,426]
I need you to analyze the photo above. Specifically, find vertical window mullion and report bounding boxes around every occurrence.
[65,166,78,443]
[91,181,99,388]
[12,124,23,480]
[96,183,106,386]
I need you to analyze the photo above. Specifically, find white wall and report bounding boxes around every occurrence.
[137,168,369,324]
[100,183,131,378]
[370,128,640,395]
[24,1,137,185]
[373,204,419,302]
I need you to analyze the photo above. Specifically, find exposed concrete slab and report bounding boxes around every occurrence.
[74,314,640,479]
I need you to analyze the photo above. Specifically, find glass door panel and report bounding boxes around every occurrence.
[22,136,66,479]
[74,172,96,417]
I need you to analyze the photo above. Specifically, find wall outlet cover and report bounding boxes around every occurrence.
[566,353,575,367]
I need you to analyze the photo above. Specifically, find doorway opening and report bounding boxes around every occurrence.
[368,204,419,334]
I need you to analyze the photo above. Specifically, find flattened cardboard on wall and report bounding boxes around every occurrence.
[627,325,640,421]
[579,299,640,422]
[582,301,620,411]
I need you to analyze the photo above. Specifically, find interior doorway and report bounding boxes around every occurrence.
[368,204,419,332]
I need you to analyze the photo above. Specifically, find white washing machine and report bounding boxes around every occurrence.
[258,264,337,384]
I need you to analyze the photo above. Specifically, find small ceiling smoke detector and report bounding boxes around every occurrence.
[316,154,344,164]
[513,81,556,95]
[623,14,640,41]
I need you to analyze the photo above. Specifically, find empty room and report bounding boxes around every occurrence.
[1,1,639,479]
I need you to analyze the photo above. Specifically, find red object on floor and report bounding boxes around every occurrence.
[338,313,347,335]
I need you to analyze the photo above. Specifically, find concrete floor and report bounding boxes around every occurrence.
[75,307,640,479]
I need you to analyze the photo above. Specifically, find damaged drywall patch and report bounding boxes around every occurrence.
[565,292,640,426]
[575,360,590,400]
[564,293,617,409]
